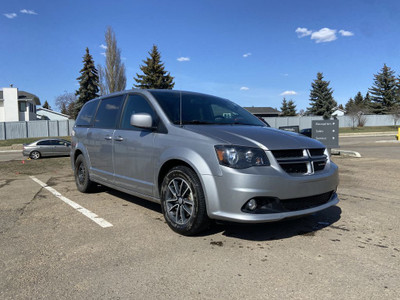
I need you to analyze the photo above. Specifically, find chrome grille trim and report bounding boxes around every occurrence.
[271,148,327,175]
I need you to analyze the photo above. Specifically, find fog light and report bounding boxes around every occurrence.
[247,199,257,211]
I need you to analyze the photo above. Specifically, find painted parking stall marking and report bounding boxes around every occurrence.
[30,176,113,228]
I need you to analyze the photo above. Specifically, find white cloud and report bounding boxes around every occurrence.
[243,52,252,58]
[20,9,37,15]
[100,52,106,57]
[297,27,353,43]
[339,29,354,37]
[240,87,249,91]
[4,13,17,19]
[100,44,107,50]
[177,57,190,62]
[295,27,312,38]
[280,90,297,96]
[311,28,337,43]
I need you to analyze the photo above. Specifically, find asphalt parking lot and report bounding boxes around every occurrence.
[0,135,399,299]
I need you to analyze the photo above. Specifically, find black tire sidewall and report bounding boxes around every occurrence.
[74,154,92,193]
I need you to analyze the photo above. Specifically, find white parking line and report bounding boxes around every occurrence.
[30,176,113,228]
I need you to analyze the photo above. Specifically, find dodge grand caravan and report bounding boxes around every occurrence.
[71,89,339,235]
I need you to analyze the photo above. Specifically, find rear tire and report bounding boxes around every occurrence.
[74,154,95,193]
[30,151,41,160]
[161,166,210,235]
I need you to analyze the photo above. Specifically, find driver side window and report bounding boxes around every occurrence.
[120,94,156,130]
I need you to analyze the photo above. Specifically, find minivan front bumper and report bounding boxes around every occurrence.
[202,163,339,223]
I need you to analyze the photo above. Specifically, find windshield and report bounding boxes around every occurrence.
[149,90,266,126]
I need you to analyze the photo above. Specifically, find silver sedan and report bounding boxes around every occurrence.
[22,138,71,159]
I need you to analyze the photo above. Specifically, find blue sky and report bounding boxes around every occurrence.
[1,0,400,112]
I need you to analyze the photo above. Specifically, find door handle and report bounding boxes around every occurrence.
[114,136,124,142]
[104,136,112,140]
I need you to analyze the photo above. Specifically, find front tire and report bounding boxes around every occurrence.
[74,154,95,193]
[161,166,209,235]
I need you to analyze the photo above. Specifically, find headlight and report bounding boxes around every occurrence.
[214,145,270,169]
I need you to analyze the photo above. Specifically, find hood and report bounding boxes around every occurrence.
[183,125,325,150]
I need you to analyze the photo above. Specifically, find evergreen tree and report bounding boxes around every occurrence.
[280,98,288,115]
[134,45,175,89]
[368,64,399,114]
[75,47,99,117]
[287,100,297,116]
[354,91,364,107]
[364,92,372,108]
[43,100,51,110]
[345,98,354,113]
[338,104,344,110]
[308,72,337,119]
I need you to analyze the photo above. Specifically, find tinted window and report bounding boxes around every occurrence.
[149,91,264,126]
[53,140,69,146]
[75,100,99,127]
[120,94,156,129]
[37,140,51,146]
[94,96,124,129]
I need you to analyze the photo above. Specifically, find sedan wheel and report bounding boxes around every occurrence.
[30,151,41,160]
[161,166,209,235]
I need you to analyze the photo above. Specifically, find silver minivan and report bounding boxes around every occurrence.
[71,90,339,235]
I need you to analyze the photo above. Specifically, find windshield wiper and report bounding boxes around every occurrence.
[182,120,218,125]
[230,122,263,126]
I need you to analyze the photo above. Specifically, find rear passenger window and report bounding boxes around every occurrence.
[37,140,51,146]
[120,94,156,129]
[94,96,124,129]
[75,100,99,127]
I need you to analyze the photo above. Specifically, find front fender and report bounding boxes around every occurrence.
[71,141,92,171]
[157,146,222,177]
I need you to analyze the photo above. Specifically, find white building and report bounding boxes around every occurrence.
[332,107,346,117]
[36,107,70,120]
[0,86,41,122]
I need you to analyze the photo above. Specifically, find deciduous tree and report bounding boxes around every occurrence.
[54,91,77,118]
[99,27,126,94]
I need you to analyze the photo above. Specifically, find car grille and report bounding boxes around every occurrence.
[280,191,334,211]
[271,148,327,175]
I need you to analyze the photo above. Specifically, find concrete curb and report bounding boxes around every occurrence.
[331,149,362,158]
[340,132,397,138]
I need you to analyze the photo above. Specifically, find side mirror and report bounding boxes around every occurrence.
[130,113,153,129]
